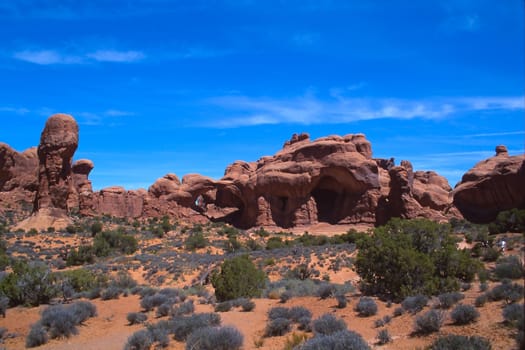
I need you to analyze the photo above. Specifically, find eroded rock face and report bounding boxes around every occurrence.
[1,114,463,229]
[0,143,38,216]
[453,145,525,223]
[34,114,79,212]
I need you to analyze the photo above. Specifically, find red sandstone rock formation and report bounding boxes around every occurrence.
[453,145,525,223]
[1,114,465,229]
[0,143,38,217]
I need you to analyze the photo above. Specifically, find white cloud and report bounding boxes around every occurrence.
[205,93,524,128]
[13,50,84,65]
[86,50,145,63]
[13,49,145,65]
[465,131,525,138]
[104,109,135,117]
[0,106,30,114]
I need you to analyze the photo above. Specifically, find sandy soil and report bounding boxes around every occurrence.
[0,281,520,350]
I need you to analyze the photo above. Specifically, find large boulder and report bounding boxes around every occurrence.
[453,145,525,223]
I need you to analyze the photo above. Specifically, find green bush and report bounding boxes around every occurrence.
[494,256,524,280]
[66,245,95,266]
[90,221,103,236]
[0,260,57,306]
[356,218,480,301]
[211,255,266,302]
[59,268,105,292]
[488,208,525,234]
[266,236,286,250]
[93,230,138,256]
[185,232,208,251]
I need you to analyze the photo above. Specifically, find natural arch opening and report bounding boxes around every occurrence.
[311,176,343,224]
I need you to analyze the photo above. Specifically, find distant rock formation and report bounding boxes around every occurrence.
[0,143,38,218]
[453,145,525,223]
[6,114,505,230]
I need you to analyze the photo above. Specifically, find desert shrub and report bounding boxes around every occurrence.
[488,208,525,234]
[93,230,138,256]
[240,298,256,312]
[376,329,392,345]
[141,293,169,311]
[69,300,97,324]
[494,256,524,280]
[356,218,479,300]
[185,232,208,251]
[487,280,524,303]
[437,292,464,309]
[502,303,524,327]
[289,306,312,322]
[90,221,103,236]
[283,332,308,350]
[413,310,444,334]
[316,283,336,299]
[482,247,500,262]
[393,307,404,317]
[211,255,266,302]
[41,305,78,339]
[266,237,286,250]
[475,294,488,307]
[127,312,148,325]
[280,290,292,303]
[185,326,243,350]
[156,303,172,317]
[479,282,489,292]
[0,295,8,317]
[296,330,370,350]
[215,301,232,312]
[451,304,479,325]
[429,334,491,350]
[355,297,378,317]
[26,323,48,348]
[265,317,292,337]
[59,268,104,293]
[172,300,195,316]
[66,245,95,266]
[172,313,221,341]
[268,306,290,320]
[124,329,153,350]
[287,264,313,280]
[110,271,138,290]
[401,294,428,314]
[0,260,57,307]
[100,286,122,300]
[336,294,347,309]
[312,314,347,336]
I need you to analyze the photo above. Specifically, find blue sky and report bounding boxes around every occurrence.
[0,0,523,190]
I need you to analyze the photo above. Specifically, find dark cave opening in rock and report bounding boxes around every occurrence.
[311,176,343,224]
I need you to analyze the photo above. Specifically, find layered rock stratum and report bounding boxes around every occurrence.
[2,114,523,229]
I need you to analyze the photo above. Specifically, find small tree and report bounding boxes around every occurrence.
[90,221,103,237]
[211,255,266,302]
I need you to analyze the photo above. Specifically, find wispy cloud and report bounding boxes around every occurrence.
[204,93,524,128]
[465,131,525,138]
[13,50,84,65]
[0,106,31,114]
[13,49,145,65]
[86,50,145,63]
